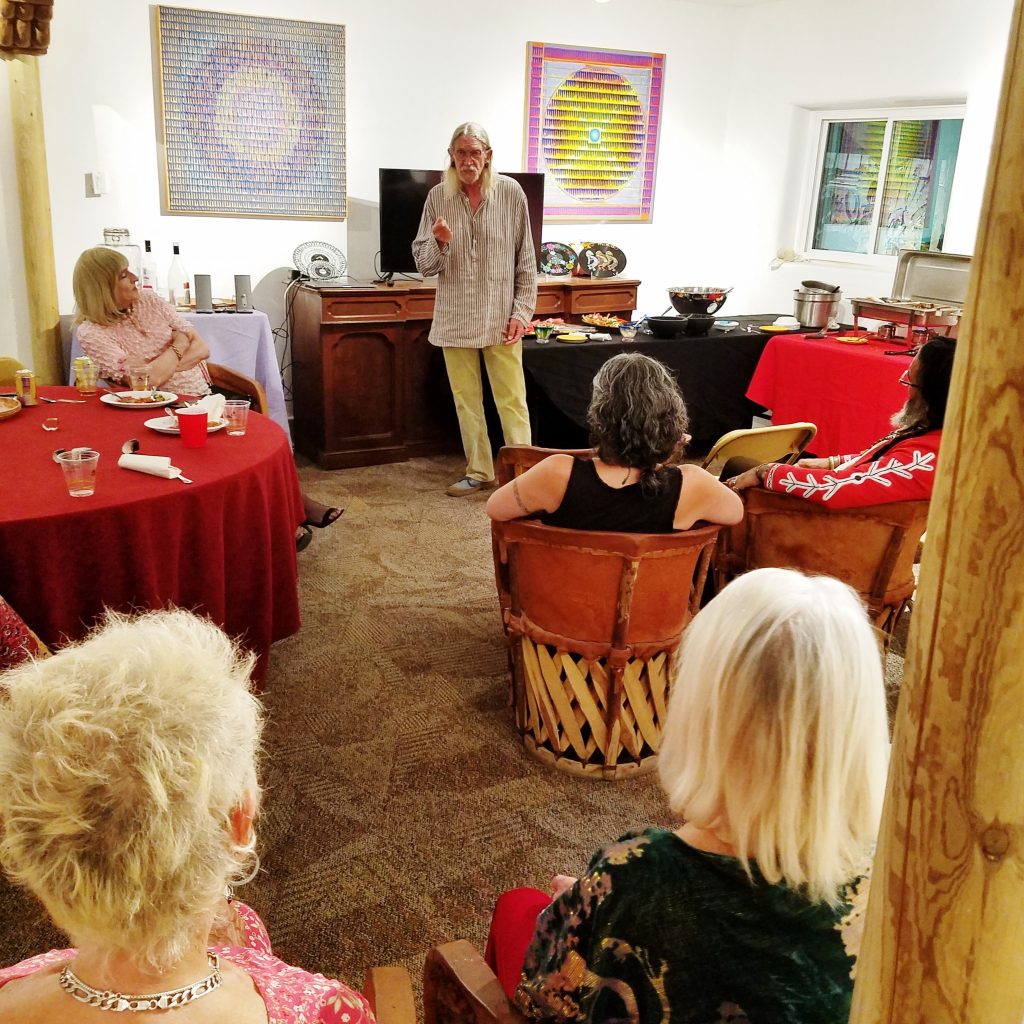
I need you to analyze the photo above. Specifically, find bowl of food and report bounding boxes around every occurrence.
[668,286,732,316]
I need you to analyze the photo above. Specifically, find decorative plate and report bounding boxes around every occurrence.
[101,391,178,409]
[575,243,626,279]
[538,242,577,276]
[144,416,227,435]
[0,395,21,421]
[293,241,348,281]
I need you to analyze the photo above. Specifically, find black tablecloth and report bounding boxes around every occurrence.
[522,315,777,446]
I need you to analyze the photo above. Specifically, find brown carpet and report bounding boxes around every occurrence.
[0,453,906,993]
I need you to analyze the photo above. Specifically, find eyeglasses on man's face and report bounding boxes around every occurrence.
[898,370,920,388]
[452,147,488,161]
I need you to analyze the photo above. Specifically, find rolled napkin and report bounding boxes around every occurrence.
[118,453,181,479]
[183,393,226,423]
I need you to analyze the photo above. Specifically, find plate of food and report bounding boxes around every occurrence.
[834,335,870,345]
[144,415,227,435]
[101,390,178,409]
[582,313,626,328]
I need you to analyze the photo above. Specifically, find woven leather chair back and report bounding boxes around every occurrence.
[206,362,268,416]
[492,446,721,780]
[717,489,930,643]
[0,356,27,387]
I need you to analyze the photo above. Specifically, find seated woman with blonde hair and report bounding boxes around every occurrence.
[487,352,742,530]
[484,568,889,1024]
[0,608,375,1024]
[73,246,211,393]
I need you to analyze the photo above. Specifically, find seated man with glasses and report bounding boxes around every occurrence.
[727,337,956,507]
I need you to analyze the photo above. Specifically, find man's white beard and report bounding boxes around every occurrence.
[891,392,929,432]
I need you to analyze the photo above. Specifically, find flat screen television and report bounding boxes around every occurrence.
[378,168,545,277]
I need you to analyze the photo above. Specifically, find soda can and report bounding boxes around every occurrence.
[15,369,38,406]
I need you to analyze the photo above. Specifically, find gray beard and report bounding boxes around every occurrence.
[891,392,929,432]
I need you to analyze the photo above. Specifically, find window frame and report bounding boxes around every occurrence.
[796,103,967,269]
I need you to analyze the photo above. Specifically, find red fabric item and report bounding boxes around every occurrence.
[0,387,303,686]
[0,595,41,668]
[746,334,913,456]
[484,887,552,1001]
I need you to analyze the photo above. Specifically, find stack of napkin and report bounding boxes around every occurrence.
[118,454,182,479]
[180,393,226,423]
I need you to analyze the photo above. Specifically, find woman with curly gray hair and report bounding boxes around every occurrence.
[487,352,742,531]
[0,609,375,1024]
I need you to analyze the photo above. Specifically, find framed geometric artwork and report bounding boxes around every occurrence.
[524,42,664,223]
[153,6,345,219]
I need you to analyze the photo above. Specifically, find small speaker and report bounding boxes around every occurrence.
[234,274,254,313]
[194,274,213,313]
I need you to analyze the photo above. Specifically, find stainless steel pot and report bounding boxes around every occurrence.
[794,284,841,328]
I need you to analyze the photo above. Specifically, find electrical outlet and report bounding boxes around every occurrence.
[85,171,108,198]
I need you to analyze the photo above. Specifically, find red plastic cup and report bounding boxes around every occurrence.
[176,407,208,448]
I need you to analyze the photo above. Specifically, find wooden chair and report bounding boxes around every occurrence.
[0,356,27,387]
[701,422,817,478]
[364,965,417,1024]
[207,361,268,415]
[492,446,721,780]
[424,941,521,1024]
[715,488,931,647]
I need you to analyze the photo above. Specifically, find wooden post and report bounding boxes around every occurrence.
[6,54,61,384]
[850,2,1024,1021]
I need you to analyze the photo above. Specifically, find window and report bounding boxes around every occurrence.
[804,106,964,262]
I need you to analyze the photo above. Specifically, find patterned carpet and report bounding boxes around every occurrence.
[0,453,907,993]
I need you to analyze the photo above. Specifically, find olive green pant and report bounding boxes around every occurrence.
[442,343,531,482]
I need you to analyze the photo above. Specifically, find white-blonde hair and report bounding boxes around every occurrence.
[658,568,889,904]
[442,121,493,197]
[73,246,130,326]
[0,609,262,970]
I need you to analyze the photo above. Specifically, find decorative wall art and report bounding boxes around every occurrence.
[524,42,664,223]
[154,6,345,219]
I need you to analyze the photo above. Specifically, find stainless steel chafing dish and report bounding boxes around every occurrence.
[850,250,969,336]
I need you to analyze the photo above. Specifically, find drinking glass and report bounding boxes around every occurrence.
[57,449,99,497]
[223,399,251,436]
[128,366,151,392]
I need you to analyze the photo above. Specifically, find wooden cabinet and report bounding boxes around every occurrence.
[291,277,639,469]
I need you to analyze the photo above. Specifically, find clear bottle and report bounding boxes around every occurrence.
[166,244,190,308]
[102,227,141,279]
[141,240,159,293]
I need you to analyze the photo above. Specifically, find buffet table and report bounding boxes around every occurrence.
[523,316,775,446]
[68,310,291,441]
[0,386,303,685]
[290,277,640,468]
[746,332,913,456]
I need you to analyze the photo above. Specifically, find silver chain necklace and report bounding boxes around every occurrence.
[58,952,222,1012]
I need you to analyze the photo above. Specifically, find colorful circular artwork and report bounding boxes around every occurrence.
[538,242,577,276]
[542,66,645,201]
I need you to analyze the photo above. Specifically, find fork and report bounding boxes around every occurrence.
[39,396,87,404]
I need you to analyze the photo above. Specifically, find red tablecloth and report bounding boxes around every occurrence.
[0,387,303,684]
[746,333,913,456]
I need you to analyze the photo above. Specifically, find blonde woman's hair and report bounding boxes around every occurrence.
[658,568,889,904]
[73,246,129,326]
[442,121,493,197]
[0,609,262,971]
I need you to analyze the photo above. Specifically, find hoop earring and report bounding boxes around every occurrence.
[225,853,261,900]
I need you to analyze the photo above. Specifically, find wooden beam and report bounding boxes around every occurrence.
[850,2,1024,1021]
[7,54,61,384]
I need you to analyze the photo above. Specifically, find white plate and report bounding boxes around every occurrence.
[101,391,178,409]
[144,416,227,435]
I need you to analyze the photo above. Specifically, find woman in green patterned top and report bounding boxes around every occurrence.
[485,568,890,1024]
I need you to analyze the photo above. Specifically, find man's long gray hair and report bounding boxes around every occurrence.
[442,122,493,197]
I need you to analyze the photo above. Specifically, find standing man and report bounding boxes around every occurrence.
[413,122,537,496]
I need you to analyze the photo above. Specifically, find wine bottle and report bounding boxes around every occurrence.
[167,244,191,308]
[141,240,159,292]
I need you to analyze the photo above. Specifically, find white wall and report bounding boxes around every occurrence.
[0,0,1014,367]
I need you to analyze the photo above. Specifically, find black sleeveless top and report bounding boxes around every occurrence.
[541,459,683,533]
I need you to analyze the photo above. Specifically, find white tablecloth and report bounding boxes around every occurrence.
[70,311,290,441]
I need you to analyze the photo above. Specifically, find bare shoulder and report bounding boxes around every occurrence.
[676,463,744,527]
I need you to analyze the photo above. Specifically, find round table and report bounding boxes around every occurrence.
[0,386,303,685]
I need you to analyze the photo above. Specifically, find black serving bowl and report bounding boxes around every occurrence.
[646,316,691,338]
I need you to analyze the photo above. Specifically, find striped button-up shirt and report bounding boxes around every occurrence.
[412,174,537,348]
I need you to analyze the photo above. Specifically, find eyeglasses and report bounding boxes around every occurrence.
[452,147,487,160]
[898,370,920,388]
